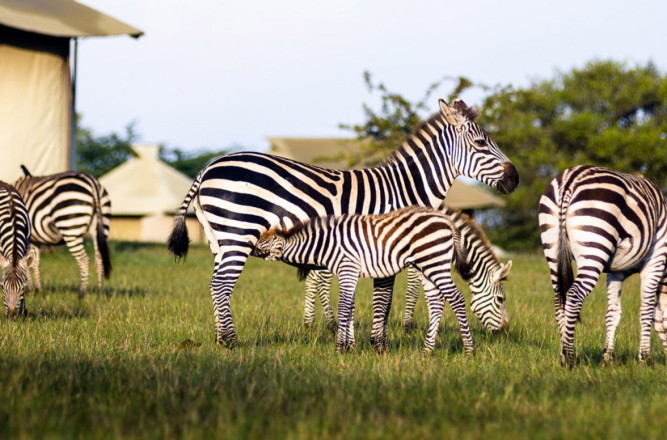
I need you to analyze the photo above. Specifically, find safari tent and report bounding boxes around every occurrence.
[0,0,142,182]
[99,144,204,243]
[268,137,506,210]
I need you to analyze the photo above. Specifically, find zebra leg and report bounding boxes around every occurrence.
[560,268,602,368]
[603,273,625,363]
[209,248,253,349]
[404,266,421,332]
[443,286,475,356]
[654,278,667,353]
[370,275,395,353]
[334,261,360,353]
[421,278,445,354]
[637,256,666,363]
[63,236,89,298]
[303,270,336,331]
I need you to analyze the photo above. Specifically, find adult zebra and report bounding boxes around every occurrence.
[14,167,112,298]
[303,207,512,337]
[168,99,519,348]
[539,165,667,366]
[0,181,33,318]
[256,206,477,354]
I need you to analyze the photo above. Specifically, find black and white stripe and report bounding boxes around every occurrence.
[0,181,32,318]
[539,165,667,366]
[304,207,512,334]
[256,206,476,354]
[168,99,519,348]
[14,168,112,297]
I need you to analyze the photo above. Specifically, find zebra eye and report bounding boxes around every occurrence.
[475,139,488,147]
[497,296,505,304]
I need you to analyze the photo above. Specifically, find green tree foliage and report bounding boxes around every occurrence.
[480,60,667,250]
[345,61,667,250]
[340,71,475,166]
[75,119,136,177]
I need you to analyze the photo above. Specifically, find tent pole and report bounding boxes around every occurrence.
[70,37,78,171]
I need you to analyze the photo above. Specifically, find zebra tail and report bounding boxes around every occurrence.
[96,221,112,278]
[168,170,203,260]
[556,190,574,305]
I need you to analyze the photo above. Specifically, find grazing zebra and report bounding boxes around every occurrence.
[14,167,112,298]
[256,206,476,354]
[539,165,667,366]
[0,182,33,318]
[168,99,519,348]
[304,207,512,336]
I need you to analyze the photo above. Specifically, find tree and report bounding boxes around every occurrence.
[479,60,667,250]
[344,61,667,250]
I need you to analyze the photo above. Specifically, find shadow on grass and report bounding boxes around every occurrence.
[25,307,90,321]
[30,283,150,298]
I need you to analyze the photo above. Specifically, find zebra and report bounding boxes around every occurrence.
[168,99,519,348]
[538,165,667,366]
[303,207,512,337]
[0,181,33,318]
[14,167,112,298]
[255,206,477,354]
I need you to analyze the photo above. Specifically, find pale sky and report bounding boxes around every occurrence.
[76,0,667,153]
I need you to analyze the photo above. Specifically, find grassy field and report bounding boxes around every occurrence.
[1,242,666,439]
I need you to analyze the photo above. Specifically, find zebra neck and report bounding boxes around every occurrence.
[374,130,458,209]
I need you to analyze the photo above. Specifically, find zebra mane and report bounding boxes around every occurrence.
[381,100,480,168]
[443,207,501,268]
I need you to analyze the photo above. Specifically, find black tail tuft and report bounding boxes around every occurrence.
[556,236,573,306]
[20,165,32,176]
[168,216,190,260]
[297,267,311,281]
[96,222,112,278]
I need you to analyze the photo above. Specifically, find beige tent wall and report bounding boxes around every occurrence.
[0,25,70,182]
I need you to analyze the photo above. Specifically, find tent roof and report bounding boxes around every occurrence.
[99,144,192,216]
[268,137,505,210]
[0,0,143,38]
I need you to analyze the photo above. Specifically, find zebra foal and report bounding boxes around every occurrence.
[539,165,667,366]
[305,207,512,338]
[0,181,33,318]
[256,206,477,354]
[14,167,112,298]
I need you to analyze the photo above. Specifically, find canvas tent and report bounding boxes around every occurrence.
[0,0,142,182]
[268,137,506,210]
[99,144,204,243]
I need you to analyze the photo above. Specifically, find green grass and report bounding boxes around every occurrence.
[1,243,667,439]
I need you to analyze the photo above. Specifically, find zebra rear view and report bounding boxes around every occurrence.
[256,206,476,354]
[0,181,32,318]
[539,165,667,366]
[14,167,112,298]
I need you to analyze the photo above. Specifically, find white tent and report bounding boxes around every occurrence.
[0,0,142,182]
[99,144,204,243]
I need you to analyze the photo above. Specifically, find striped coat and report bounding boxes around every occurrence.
[539,165,667,366]
[14,168,112,297]
[256,206,477,354]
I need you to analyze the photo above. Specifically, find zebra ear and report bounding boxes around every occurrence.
[439,99,461,126]
[493,260,512,282]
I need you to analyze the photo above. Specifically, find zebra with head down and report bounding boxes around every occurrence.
[0,181,33,318]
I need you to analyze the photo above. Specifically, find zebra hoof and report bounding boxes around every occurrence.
[371,338,388,354]
[602,350,614,365]
[404,322,414,333]
[335,342,354,353]
[326,322,338,334]
[216,335,239,350]
[464,346,476,357]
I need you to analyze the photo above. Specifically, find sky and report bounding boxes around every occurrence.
[76,0,667,154]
